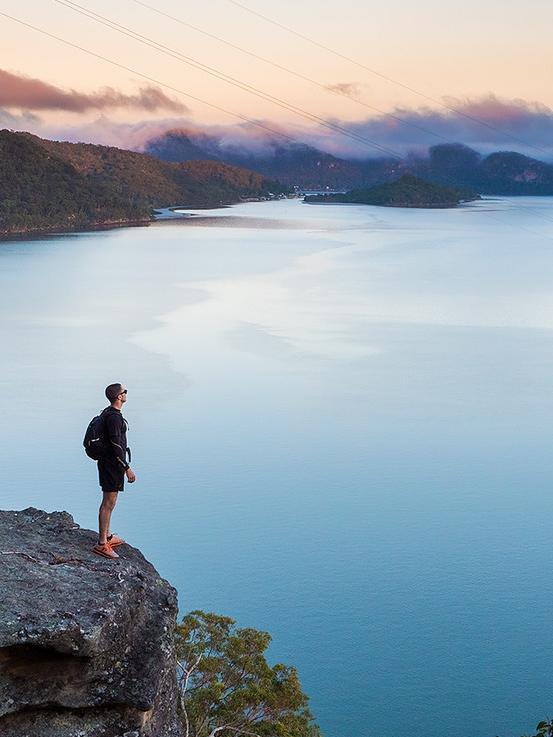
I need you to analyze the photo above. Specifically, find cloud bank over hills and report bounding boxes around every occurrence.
[327,95,553,159]
[0,70,551,161]
[39,95,552,161]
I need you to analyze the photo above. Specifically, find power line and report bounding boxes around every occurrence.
[0,10,299,145]
[2,6,552,236]
[123,0,553,229]
[225,0,552,159]
[53,0,406,160]
[128,0,453,147]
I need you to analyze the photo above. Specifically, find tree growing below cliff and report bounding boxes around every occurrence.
[175,610,322,737]
[521,720,553,737]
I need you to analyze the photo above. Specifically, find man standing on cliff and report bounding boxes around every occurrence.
[93,383,136,559]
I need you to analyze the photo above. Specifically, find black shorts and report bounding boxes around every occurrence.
[98,459,125,492]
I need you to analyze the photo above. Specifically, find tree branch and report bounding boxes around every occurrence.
[177,653,202,737]
[207,726,262,737]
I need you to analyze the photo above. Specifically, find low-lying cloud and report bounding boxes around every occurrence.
[318,94,553,159]
[3,91,553,162]
[105,95,553,161]
[0,69,187,113]
[0,107,42,127]
[32,115,309,156]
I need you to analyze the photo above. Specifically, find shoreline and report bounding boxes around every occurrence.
[0,197,285,242]
[0,217,153,242]
[303,199,471,209]
[303,195,482,209]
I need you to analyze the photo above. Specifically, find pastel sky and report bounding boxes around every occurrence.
[1,0,552,155]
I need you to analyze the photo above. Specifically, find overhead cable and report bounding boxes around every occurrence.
[53,0,406,159]
[0,9,298,145]
[128,0,453,146]
[2,6,552,235]
[225,0,552,158]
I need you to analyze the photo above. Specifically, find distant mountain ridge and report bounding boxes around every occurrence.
[144,130,400,190]
[0,130,289,236]
[411,143,553,195]
[145,131,553,195]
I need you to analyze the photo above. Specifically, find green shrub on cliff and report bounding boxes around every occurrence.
[175,610,322,737]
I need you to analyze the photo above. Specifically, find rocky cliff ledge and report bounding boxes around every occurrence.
[0,508,182,737]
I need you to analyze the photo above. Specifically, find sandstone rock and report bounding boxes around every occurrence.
[0,508,182,737]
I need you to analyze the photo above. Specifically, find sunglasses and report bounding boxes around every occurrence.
[119,389,128,395]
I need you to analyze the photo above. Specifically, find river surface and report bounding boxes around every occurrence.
[1,197,553,737]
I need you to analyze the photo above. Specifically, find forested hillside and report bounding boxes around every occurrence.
[305,174,479,208]
[0,130,289,236]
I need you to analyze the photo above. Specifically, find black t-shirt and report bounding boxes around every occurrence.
[101,406,129,470]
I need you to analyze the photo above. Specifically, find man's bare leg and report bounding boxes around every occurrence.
[99,491,118,545]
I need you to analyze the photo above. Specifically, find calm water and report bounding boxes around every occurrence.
[1,197,553,737]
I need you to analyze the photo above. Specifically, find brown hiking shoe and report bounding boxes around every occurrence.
[93,542,119,559]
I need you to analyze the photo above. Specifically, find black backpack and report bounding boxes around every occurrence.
[83,412,109,460]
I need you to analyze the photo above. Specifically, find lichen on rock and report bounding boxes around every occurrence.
[0,508,182,737]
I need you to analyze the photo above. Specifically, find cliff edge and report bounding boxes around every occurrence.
[0,508,182,737]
